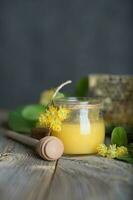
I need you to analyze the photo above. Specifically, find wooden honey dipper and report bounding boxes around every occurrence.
[3,129,64,161]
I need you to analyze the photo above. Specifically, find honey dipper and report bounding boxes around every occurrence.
[3,129,64,161]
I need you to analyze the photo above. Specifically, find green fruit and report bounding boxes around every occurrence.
[22,104,46,121]
[111,127,128,147]
[8,107,35,133]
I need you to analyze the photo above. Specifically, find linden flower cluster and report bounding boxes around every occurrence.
[97,144,128,159]
[37,105,70,132]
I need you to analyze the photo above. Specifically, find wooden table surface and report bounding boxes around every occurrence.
[0,111,133,200]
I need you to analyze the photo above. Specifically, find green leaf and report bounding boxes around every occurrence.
[127,144,133,155]
[8,107,35,133]
[55,92,65,99]
[116,154,133,164]
[22,104,46,121]
[75,77,88,97]
[111,127,128,147]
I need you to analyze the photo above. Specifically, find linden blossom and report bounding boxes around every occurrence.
[37,105,70,132]
[97,144,128,159]
[37,80,72,132]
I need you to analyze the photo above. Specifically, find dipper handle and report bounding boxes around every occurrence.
[2,129,64,161]
[3,129,38,147]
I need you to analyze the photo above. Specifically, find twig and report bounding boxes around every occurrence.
[52,80,72,100]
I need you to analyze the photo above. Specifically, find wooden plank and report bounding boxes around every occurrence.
[46,156,133,200]
[0,111,133,200]
[0,111,56,200]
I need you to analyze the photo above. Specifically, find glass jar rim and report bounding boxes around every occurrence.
[54,97,102,109]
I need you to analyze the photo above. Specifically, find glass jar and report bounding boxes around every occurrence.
[52,97,105,155]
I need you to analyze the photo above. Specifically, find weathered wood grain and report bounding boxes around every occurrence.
[0,130,56,200]
[0,110,133,200]
[46,156,133,200]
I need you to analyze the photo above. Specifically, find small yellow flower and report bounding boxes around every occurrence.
[97,143,128,160]
[37,105,70,132]
[50,118,62,132]
[58,106,70,121]
[37,113,48,128]
[107,144,117,159]
[116,146,128,157]
[97,144,108,157]
[48,105,58,115]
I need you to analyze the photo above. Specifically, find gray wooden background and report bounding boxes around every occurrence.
[0,0,133,108]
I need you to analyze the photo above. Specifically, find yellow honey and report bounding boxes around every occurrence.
[53,120,105,154]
